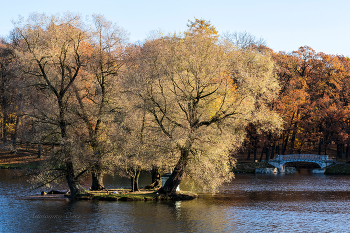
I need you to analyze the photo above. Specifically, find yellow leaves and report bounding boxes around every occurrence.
[0,113,18,134]
[186,18,219,42]
[187,18,218,35]
[207,96,224,119]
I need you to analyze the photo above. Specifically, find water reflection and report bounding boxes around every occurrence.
[1,169,350,232]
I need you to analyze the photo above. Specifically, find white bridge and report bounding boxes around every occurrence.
[268,154,336,173]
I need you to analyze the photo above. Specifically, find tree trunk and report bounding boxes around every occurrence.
[66,177,86,197]
[65,161,85,197]
[134,169,141,191]
[159,148,189,194]
[253,138,257,161]
[131,168,141,192]
[266,146,270,162]
[2,111,7,143]
[247,149,251,161]
[91,171,105,190]
[259,147,264,162]
[253,148,257,161]
[131,176,135,192]
[283,111,297,155]
[346,145,349,161]
[289,125,298,154]
[59,104,85,197]
[151,166,160,184]
[1,85,7,143]
[90,156,105,191]
[341,144,344,159]
[145,166,161,189]
[318,139,322,155]
[282,133,288,155]
[337,144,343,159]
[37,143,42,158]
[11,116,19,152]
[270,143,275,159]
[324,143,328,155]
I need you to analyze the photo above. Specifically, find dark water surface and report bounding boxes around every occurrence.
[1,169,350,232]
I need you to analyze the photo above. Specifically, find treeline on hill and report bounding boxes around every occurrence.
[0,13,348,196]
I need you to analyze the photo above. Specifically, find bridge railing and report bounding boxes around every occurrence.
[273,154,333,162]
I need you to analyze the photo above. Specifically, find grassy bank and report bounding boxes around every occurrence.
[0,163,22,169]
[71,189,198,201]
[325,164,350,175]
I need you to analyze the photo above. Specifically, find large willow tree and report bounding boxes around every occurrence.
[130,19,282,194]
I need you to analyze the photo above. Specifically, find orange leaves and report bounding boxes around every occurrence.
[271,45,350,150]
[79,40,94,58]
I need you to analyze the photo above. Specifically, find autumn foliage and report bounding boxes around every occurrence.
[1,14,350,195]
[243,46,350,161]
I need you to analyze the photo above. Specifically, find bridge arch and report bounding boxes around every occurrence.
[283,161,321,169]
[268,154,335,173]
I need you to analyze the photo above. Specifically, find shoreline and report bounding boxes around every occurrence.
[233,161,350,175]
[3,159,350,175]
[25,190,198,201]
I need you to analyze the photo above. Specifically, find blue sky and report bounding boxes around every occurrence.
[1,0,349,56]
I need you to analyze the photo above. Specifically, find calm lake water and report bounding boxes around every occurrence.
[1,169,350,232]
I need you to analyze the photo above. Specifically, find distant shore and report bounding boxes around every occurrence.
[233,160,350,175]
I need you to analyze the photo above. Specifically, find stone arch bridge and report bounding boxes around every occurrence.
[268,154,336,173]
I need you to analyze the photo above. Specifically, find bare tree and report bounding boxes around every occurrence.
[72,14,128,190]
[222,31,266,50]
[14,13,89,196]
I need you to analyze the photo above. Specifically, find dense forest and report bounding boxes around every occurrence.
[243,45,350,162]
[0,13,349,196]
